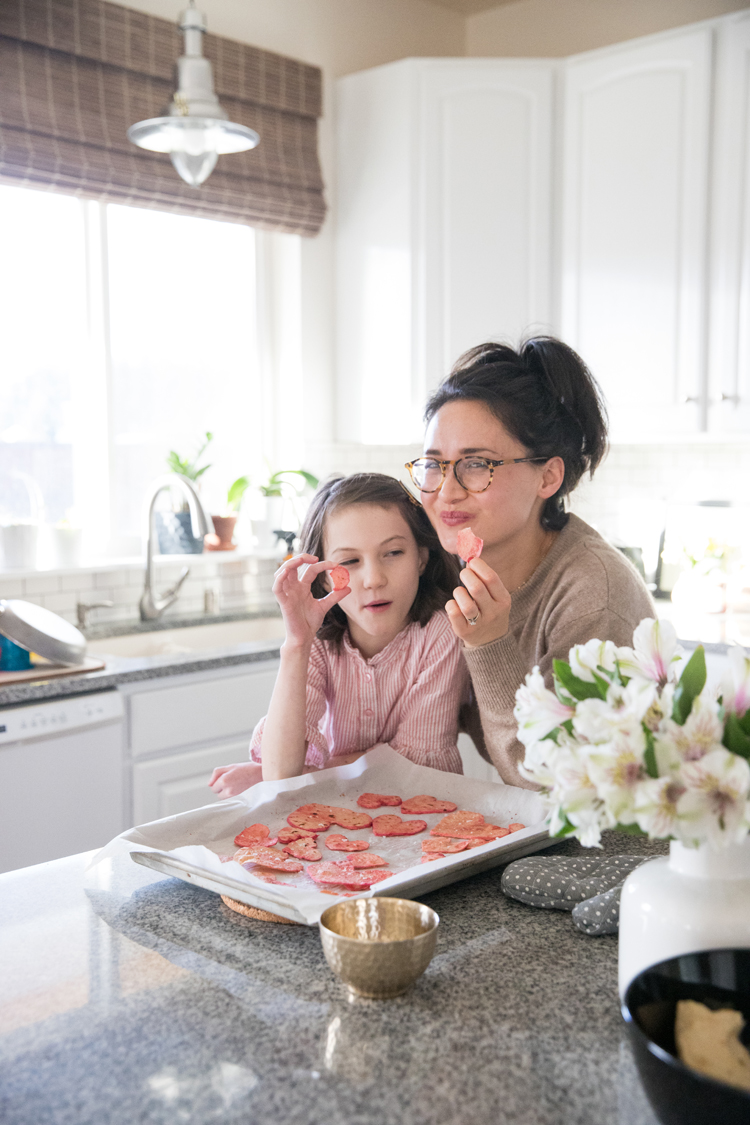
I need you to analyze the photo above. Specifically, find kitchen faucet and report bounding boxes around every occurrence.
[140,474,213,621]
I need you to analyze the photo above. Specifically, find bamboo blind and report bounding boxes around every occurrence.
[0,0,327,234]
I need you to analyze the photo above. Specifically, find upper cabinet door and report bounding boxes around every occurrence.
[561,28,713,440]
[335,59,555,444]
[418,61,556,399]
[708,12,750,434]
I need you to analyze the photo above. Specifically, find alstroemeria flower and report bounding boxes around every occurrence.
[573,679,655,745]
[616,617,680,688]
[519,738,557,789]
[545,743,613,847]
[633,776,687,839]
[585,731,648,824]
[721,646,750,718]
[654,693,724,773]
[677,748,750,847]
[514,666,573,747]
[568,638,619,684]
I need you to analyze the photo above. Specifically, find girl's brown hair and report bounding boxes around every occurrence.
[300,473,460,649]
[424,337,608,531]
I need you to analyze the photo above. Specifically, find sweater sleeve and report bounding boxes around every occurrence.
[463,546,655,789]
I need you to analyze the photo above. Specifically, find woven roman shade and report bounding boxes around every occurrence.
[0,0,326,234]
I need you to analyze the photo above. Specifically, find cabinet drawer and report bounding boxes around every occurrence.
[133,739,250,824]
[129,664,278,756]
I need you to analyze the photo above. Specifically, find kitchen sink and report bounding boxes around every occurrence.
[86,617,284,658]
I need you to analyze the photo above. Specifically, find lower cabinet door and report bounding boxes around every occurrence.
[133,738,252,824]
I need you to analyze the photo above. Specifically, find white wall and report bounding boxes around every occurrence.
[467,0,749,57]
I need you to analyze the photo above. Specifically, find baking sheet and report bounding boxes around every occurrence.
[90,744,551,925]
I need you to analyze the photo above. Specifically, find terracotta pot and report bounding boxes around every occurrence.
[205,514,237,551]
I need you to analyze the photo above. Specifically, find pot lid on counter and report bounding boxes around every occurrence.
[0,600,86,666]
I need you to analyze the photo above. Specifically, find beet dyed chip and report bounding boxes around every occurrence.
[309,862,390,888]
[456,527,484,562]
[235,846,304,873]
[330,807,373,830]
[430,824,507,840]
[508,823,526,833]
[283,839,322,862]
[422,838,469,854]
[324,834,370,852]
[342,853,388,869]
[372,815,427,837]
[401,795,458,815]
[287,803,337,832]
[330,565,350,590]
[234,823,270,847]
[277,826,316,845]
[432,810,485,835]
[356,793,402,809]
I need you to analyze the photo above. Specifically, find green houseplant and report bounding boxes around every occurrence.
[251,468,319,551]
[158,432,214,555]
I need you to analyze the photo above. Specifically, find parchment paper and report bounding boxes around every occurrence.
[90,745,548,924]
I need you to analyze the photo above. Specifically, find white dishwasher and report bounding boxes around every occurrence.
[0,691,124,874]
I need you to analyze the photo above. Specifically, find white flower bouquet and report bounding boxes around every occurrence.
[515,619,750,849]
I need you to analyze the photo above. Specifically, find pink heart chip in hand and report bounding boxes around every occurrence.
[329,565,349,591]
[456,528,483,563]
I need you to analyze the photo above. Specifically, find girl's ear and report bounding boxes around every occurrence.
[538,456,565,500]
[418,545,429,575]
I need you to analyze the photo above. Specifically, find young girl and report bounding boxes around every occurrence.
[209,473,469,797]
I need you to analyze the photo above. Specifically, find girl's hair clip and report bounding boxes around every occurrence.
[398,479,423,507]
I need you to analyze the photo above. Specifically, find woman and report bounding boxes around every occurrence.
[407,337,654,788]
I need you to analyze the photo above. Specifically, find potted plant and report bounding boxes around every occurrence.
[515,618,750,996]
[158,432,213,554]
[205,476,250,551]
[251,468,319,551]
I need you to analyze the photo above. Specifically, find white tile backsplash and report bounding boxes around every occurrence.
[0,551,279,626]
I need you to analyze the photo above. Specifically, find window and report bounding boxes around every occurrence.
[0,185,301,561]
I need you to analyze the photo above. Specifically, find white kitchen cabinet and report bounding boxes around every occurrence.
[121,660,278,826]
[336,58,556,444]
[132,738,252,823]
[708,10,750,434]
[560,26,713,440]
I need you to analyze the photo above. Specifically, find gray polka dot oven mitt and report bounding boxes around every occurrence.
[500,855,648,936]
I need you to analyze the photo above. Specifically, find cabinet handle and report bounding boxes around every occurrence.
[682,395,700,404]
[721,393,739,403]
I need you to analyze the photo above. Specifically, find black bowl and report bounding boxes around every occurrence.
[622,949,750,1125]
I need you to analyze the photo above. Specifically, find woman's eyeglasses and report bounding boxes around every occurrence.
[405,456,547,494]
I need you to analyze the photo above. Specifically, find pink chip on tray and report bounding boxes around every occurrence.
[456,527,483,562]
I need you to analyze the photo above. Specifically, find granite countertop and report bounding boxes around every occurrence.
[0,610,284,709]
[0,832,665,1125]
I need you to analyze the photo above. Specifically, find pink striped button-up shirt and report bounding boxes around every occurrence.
[250,611,470,774]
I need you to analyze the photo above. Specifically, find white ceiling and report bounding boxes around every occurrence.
[424,0,519,14]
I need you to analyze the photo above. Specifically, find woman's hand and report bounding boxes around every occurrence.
[273,554,349,650]
[445,557,511,648]
[209,762,263,798]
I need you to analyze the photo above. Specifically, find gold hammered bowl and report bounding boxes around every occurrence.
[318,897,439,999]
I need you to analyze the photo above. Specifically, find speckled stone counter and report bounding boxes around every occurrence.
[0,616,283,708]
[0,833,666,1125]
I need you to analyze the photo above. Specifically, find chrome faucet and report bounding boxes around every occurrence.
[140,473,213,621]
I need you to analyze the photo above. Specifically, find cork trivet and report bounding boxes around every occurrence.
[220,894,299,925]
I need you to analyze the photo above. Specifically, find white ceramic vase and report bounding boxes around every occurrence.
[618,837,750,997]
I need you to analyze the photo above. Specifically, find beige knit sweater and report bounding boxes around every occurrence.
[462,514,655,789]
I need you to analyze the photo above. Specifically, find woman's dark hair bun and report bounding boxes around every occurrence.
[425,336,608,530]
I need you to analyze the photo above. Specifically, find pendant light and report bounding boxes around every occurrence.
[127,2,259,188]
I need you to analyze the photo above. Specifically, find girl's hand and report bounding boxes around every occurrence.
[209,762,263,798]
[273,554,350,650]
[445,557,511,649]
